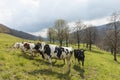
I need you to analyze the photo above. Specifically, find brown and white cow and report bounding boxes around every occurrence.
[23,42,45,57]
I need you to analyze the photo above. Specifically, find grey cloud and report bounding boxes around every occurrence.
[0,0,120,33]
[86,0,120,20]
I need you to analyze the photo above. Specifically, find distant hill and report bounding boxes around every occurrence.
[96,24,108,38]
[96,22,120,38]
[0,24,41,40]
[70,22,120,41]
[0,24,11,33]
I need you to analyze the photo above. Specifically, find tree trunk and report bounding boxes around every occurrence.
[113,22,117,61]
[110,48,113,55]
[59,40,63,46]
[89,43,92,51]
[78,40,80,49]
[77,30,80,49]
[53,38,55,44]
[50,38,51,43]
[86,43,88,48]
[66,40,68,47]
[114,48,117,61]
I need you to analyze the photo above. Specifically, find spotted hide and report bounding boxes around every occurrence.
[42,44,73,71]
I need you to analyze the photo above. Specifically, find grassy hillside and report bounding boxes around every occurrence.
[0,24,39,40]
[0,33,120,80]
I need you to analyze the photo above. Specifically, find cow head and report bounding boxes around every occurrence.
[44,44,50,51]
[24,43,30,50]
[74,49,85,57]
[34,42,42,50]
[44,44,51,57]
[80,49,86,53]
[54,47,58,53]
[78,49,85,58]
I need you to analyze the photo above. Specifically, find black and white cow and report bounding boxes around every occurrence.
[41,44,73,71]
[23,42,45,57]
[74,49,85,66]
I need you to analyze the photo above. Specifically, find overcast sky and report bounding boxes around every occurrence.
[0,0,120,38]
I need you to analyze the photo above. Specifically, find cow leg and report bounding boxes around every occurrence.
[32,52,34,56]
[21,49,25,54]
[30,50,34,57]
[66,57,71,72]
[39,51,45,59]
[63,59,65,64]
[21,48,26,54]
[82,60,84,66]
[48,57,52,71]
[74,58,76,63]
[78,59,80,65]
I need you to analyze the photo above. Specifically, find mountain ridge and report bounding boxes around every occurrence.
[0,24,41,40]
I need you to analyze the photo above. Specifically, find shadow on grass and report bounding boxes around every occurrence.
[91,49,104,54]
[19,53,65,68]
[116,61,120,64]
[18,53,50,66]
[34,58,65,68]
[53,63,65,67]
[18,53,35,60]
[52,59,65,67]
[73,65,85,79]
[28,69,71,80]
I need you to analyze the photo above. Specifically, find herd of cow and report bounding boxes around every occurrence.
[13,42,85,71]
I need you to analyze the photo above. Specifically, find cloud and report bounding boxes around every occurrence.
[31,17,109,38]
[20,0,39,7]
[30,28,48,38]
[0,0,120,37]
[84,16,109,26]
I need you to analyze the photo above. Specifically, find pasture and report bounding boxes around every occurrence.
[0,33,120,80]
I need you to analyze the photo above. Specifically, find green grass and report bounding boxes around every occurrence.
[0,33,120,80]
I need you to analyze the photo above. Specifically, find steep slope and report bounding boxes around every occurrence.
[0,24,40,40]
[0,24,11,33]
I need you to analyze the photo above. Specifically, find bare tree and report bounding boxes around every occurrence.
[64,26,70,47]
[54,19,67,46]
[118,33,120,54]
[47,28,52,43]
[47,27,57,43]
[105,12,120,61]
[69,32,76,45]
[104,30,114,54]
[74,21,86,49]
[51,28,56,44]
[83,25,98,51]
